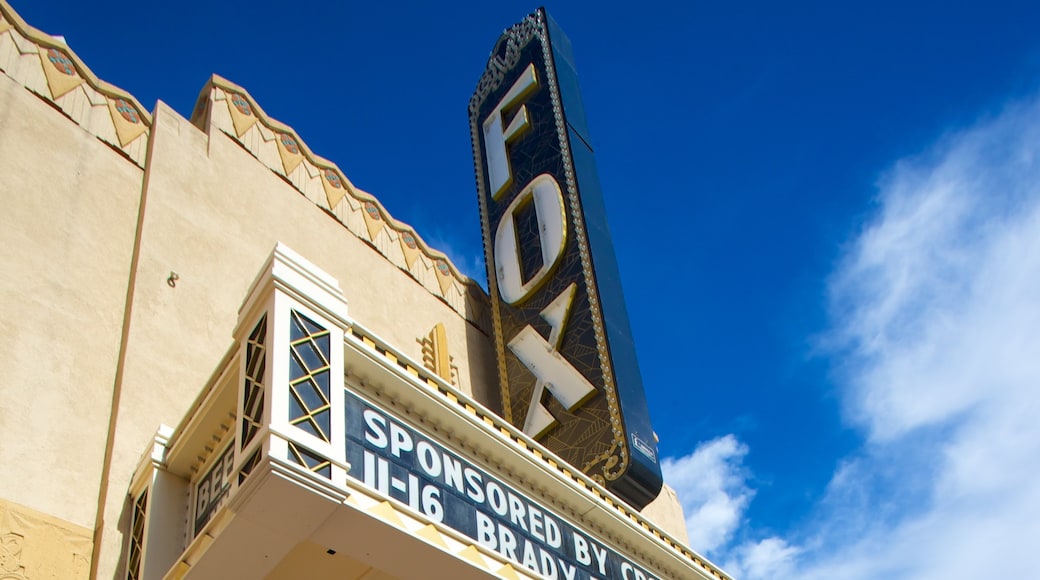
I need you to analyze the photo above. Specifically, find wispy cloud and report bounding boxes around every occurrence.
[723,537,799,579]
[793,92,1040,578]
[668,93,1040,578]
[662,435,753,555]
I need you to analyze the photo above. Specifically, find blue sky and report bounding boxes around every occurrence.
[15,0,1040,576]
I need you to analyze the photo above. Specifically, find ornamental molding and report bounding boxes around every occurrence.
[0,1,151,165]
[192,75,491,331]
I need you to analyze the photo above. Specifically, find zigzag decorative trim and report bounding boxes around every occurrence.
[191,75,490,332]
[345,493,540,579]
[0,1,151,167]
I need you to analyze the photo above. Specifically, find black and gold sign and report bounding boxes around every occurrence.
[469,9,662,510]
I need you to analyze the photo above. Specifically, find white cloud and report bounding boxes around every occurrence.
[723,537,799,580]
[826,104,1040,443]
[662,435,753,555]
[663,436,799,580]
[669,94,1040,578]
[794,95,1040,577]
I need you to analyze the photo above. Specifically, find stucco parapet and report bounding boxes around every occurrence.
[190,74,491,333]
[0,1,151,166]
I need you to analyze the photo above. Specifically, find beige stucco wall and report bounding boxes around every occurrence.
[0,72,142,530]
[92,101,499,578]
[641,484,691,546]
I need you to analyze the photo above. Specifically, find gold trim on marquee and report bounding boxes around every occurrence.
[347,324,731,580]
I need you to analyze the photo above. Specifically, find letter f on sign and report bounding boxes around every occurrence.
[483,64,539,199]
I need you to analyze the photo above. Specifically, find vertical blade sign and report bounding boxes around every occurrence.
[469,8,663,510]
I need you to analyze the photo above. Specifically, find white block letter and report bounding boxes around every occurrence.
[483,64,539,198]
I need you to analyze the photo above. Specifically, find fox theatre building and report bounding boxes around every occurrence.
[0,2,730,579]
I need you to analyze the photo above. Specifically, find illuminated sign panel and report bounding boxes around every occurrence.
[345,391,665,580]
[469,9,662,509]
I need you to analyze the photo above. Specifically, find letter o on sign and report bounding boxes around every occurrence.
[494,173,567,305]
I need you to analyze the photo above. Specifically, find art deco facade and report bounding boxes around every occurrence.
[0,2,729,578]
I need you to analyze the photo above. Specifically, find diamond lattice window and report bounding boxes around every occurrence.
[241,315,267,448]
[238,449,262,485]
[287,440,333,478]
[287,310,332,442]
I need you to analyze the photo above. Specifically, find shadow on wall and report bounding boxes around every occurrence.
[463,283,501,416]
[111,493,131,580]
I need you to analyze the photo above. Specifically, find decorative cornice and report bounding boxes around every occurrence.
[192,75,490,331]
[0,1,151,166]
[0,0,488,326]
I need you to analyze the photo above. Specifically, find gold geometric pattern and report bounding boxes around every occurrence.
[418,323,456,384]
[345,491,547,579]
[416,524,449,549]
[367,501,406,529]
[361,200,385,241]
[0,2,151,167]
[434,259,454,295]
[106,96,148,147]
[275,132,303,175]
[496,563,524,580]
[286,441,331,479]
[225,91,257,137]
[456,545,488,568]
[398,230,421,270]
[319,167,349,209]
[287,310,331,443]
[38,46,83,99]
